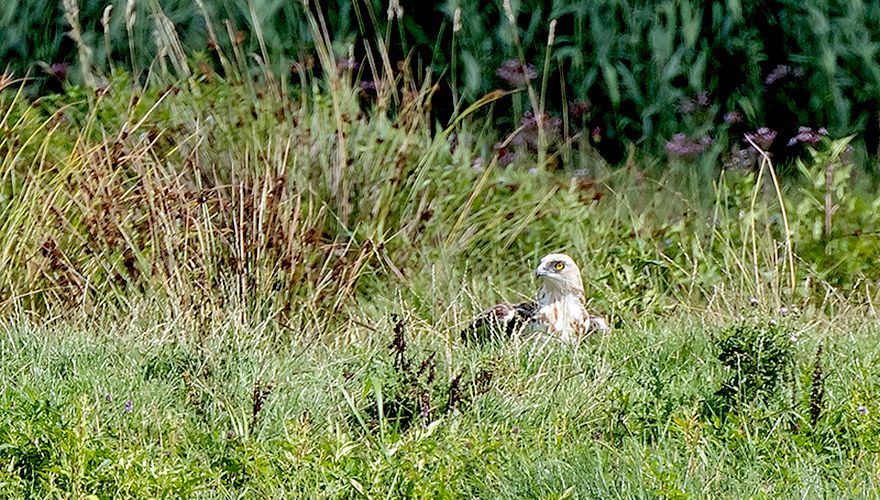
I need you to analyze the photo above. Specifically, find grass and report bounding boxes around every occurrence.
[2,1,880,497]
[1,306,879,496]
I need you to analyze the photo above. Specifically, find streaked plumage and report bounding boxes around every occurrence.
[461,253,609,343]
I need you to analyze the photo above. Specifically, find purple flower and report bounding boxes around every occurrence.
[525,111,561,134]
[48,62,69,82]
[665,133,712,160]
[678,101,695,114]
[591,126,602,143]
[497,59,536,87]
[105,393,113,403]
[448,132,459,154]
[472,156,484,171]
[724,111,743,124]
[359,80,378,99]
[569,99,592,120]
[725,147,758,170]
[787,126,827,146]
[124,399,133,413]
[764,65,804,85]
[678,91,710,114]
[858,405,869,416]
[695,91,710,107]
[765,64,791,85]
[511,111,562,149]
[493,142,516,166]
[336,57,358,71]
[745,127,777,150]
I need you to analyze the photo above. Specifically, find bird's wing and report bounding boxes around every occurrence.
[585,314,610,333]
[460,301,538,342]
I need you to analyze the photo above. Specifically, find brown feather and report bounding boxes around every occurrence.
[460,301,537,342]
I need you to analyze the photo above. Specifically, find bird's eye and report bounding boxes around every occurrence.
[554,261,565,271]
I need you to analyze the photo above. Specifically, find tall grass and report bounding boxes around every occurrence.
[1,0,878,318]
[4,1,880,159]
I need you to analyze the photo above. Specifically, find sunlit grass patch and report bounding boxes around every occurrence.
[1,308,878,496]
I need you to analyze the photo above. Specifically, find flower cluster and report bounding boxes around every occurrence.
[492,142,517,166]
[723,127,779,169]
[513,111,561,147]
[725,147,759,170]
[358,80,378,101]
[745,127,777,150]
[787,126,828,146]
[336,57,358,71]
[764,64,803,85]
[665,133,712,159]
[678,91,710,114]
[496,60,536,87]
[569,99,592,120]
[723,111,743,124]
[48,62,69,82]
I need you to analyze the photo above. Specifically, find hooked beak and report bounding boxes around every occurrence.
[535,265,548,277]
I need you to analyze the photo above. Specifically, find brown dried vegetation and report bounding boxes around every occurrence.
[1,69,445,326]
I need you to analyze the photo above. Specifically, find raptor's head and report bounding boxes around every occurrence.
[535,253,584,296]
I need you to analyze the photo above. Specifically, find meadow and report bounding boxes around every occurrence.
[2,0,880,497]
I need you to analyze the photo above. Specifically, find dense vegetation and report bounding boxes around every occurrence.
[1,0,879,497]
[4,0,880,160]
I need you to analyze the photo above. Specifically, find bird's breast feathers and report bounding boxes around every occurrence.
[537,295,589,340]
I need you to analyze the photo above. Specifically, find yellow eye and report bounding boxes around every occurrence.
[554,261,565,271]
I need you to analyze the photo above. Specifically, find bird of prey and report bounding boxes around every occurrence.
[461,253,609,343]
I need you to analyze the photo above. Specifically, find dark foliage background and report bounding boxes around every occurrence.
[3,0,879,162]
